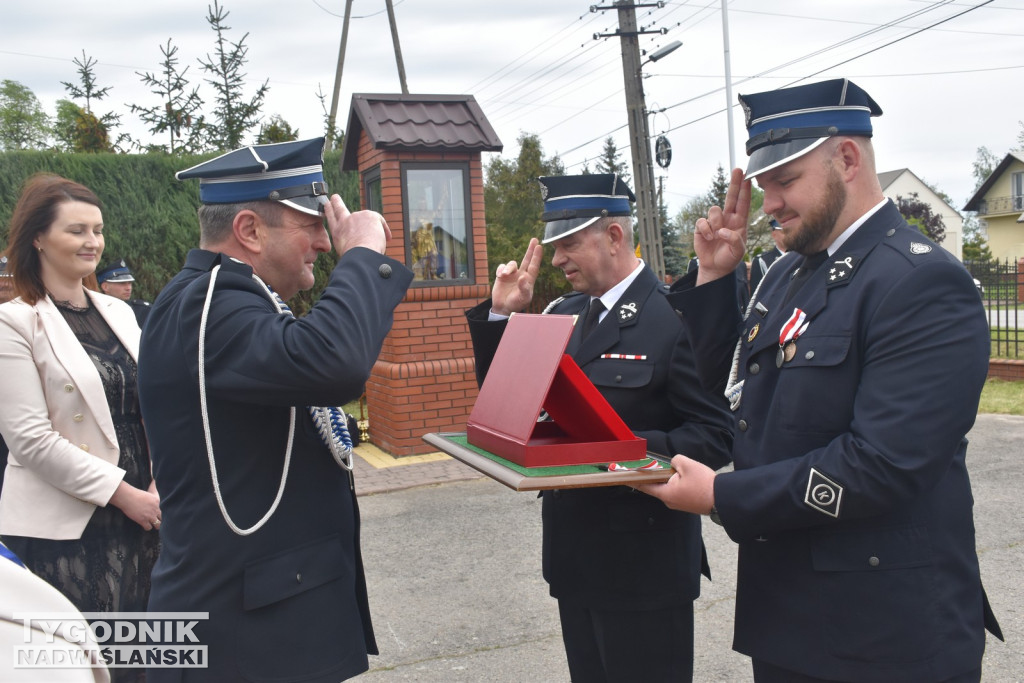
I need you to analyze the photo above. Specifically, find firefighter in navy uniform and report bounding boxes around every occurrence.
[642,79,1002,683]
[749,218,787,293]
[466,174,733,682]
[137,138,412,682]
[97,259,151,328]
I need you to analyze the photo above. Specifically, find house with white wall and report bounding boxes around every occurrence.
[878,168,963,261]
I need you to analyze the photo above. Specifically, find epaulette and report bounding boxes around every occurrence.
[879,224,952,267]
[542,290,584,314]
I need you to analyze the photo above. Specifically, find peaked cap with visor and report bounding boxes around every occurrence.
[538,173,635,244]
[97,259,136,284]
[740,78,882,180]
[176,137,329,216]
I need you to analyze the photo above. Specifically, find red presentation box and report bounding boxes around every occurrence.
[466,313,647,467]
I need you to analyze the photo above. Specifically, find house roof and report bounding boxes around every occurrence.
[340,93,503,171]
[963,151,1024,212]
[876,167,960,217]
[877,168,907,190]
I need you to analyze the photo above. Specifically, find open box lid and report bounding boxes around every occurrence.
[467,313,635,446]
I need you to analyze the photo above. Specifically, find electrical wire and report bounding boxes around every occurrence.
[558,0,999,166]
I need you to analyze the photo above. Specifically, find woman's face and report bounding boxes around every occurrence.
[33,200,105,287]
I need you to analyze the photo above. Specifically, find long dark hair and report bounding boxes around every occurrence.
[2,174,103,305]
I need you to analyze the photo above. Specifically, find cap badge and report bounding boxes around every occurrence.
[747,323,760,342]
[617,302,638,322]
[910,242,932,255]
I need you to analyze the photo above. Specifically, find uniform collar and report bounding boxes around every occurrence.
[594,259,646,315]
[825,197,889,256]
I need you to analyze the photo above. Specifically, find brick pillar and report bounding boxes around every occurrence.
[356,147,491,456]
[341,93,504,456]
[1018,258,1024,303]
[365,284,488,455]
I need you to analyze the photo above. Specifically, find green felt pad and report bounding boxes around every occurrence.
[448,434,661,477]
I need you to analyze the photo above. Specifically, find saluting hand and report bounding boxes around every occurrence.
[694,168,751,286]
[491,238,543,317]
[324,194,391,256]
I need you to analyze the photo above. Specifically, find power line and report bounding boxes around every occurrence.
[654,0,999,141]
[558,0,996,167]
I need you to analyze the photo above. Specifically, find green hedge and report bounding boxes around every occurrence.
[0,150,360,315]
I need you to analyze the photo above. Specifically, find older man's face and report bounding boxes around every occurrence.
[253,205,332,301]
[549,224,618,298]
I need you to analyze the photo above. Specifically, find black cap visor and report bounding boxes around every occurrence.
[745,137,828,180]
[279,194,329,216]
[542,216,601,244]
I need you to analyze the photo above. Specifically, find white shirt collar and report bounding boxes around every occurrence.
[826,197,889,256]
[593,259,645,321]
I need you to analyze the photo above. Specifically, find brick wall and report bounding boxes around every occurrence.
[356,136,491,455]
[989,359,1024,382]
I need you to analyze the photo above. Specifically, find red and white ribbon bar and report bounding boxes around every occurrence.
[607,461,664,472]
[600,353,648,360]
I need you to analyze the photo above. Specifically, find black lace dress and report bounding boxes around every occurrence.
[2,296,160,682]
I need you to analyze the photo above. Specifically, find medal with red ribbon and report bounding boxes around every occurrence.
[777,308,809,367]
[604,461,665,472]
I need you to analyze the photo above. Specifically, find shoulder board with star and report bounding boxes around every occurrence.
[825,253,860,287]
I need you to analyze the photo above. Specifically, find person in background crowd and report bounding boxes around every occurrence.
[0,256,13,302]
[0,256,12,492]
[685,255,750,313]
[138,138,412,683]
[467,173,733,682]
[749,218,787,293]
[97,259,151,328]
[0,174,159,683]
[643,78,1002,682]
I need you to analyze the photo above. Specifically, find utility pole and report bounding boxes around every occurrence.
[721,0,736,170]
[325,0,354,152]
[593,1,667,281]
[385,0,410,94]
[326,0,408,152]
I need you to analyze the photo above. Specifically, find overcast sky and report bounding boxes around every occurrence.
[2,0,1022,216]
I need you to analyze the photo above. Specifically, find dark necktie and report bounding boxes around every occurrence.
[580,298,605,339]
[783,251,828,306]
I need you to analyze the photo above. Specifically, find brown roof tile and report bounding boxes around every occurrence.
[340,94,503,171]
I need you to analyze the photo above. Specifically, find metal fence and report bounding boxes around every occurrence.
[528,260,1023,360]
[966,259,1022,359]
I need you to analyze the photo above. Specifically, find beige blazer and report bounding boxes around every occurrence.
[0,291,141,540]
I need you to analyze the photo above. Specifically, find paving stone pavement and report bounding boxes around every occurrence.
[352,441,483,497]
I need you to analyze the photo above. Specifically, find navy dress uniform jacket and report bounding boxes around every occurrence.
[467,265,733,611]
[672,201,1001,682]
[138,248,411,682]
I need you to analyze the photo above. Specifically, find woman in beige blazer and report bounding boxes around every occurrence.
[0,175,160,672]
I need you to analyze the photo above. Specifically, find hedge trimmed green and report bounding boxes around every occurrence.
[0,150,359,315]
